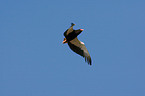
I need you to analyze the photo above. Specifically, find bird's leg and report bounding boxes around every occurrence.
[63,38,67,44]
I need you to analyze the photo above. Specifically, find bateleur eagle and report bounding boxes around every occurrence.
[63,23,92,65]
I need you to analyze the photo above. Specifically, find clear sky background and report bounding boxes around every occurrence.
[0,0,145,96]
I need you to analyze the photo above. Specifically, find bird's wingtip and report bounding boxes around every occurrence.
[85,57,92,65]
[71,23,75,26]
[88,57,92,65]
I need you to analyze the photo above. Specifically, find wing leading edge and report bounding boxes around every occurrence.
[68,38,92,65]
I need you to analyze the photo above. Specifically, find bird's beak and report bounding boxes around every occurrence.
[63,38,67,44]
[80,29,84,31]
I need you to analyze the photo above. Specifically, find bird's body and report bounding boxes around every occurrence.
[63,23,92,65]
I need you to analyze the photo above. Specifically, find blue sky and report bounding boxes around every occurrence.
[0,0,145,96]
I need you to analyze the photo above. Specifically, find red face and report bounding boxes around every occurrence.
[80,29,84,31]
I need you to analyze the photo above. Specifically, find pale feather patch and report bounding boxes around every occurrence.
[80,41,84,45]
[70,38,88,53]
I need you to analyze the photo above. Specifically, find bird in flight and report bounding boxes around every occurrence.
[63,23,92,65]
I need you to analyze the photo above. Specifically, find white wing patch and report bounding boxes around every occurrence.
[80,41,84,45]
[70,38,89,54]
[70,38,82,47]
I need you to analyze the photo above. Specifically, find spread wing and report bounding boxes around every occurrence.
[64,23,75,37]
[68,38,92,65]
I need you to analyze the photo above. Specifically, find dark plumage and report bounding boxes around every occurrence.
[63,23,92,65]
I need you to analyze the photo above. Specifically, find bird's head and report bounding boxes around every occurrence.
[75,29,84,35]
[80,29,84,31]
